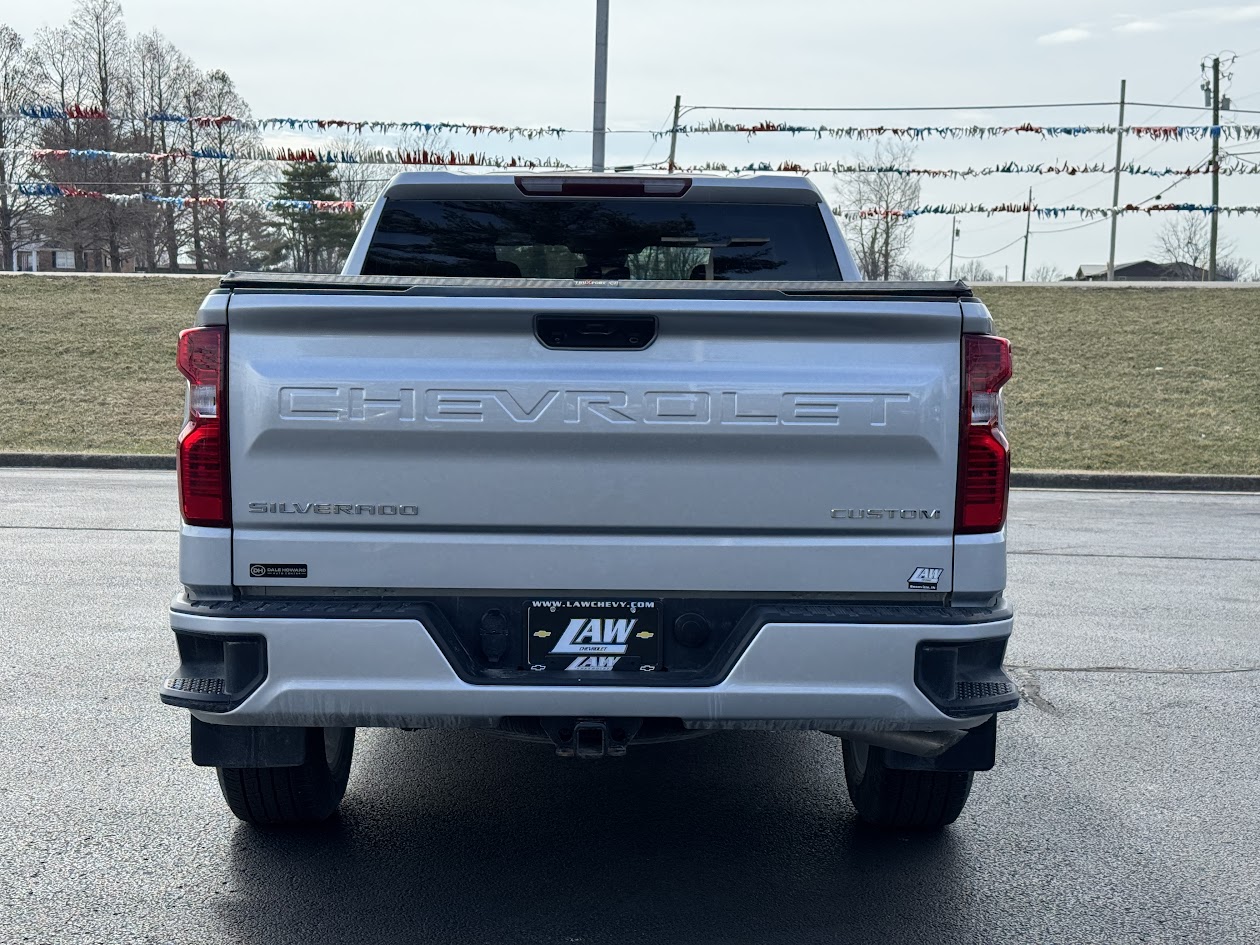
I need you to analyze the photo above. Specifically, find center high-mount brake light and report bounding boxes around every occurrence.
[956,334,1012,534]
[177,326,230,527]
[514,176,692,197]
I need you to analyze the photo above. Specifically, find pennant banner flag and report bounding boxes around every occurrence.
[15,182,360,213]
[4,145,576,169]
[6,103,1260,141]
[680,159,1253,178]
[838,202,1260,220]
[6,104,582,138]
[7,147,1256,179]
[668,121,1260,141]
[13,183,1260,219]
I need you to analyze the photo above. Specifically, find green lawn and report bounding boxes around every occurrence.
[987,286,1259,473]
[1,275,1257,473]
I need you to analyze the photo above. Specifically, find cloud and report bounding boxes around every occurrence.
[1114,19,1165,32]
[1157,4,1260,25]
[1036,27,1091,45]
[1210,4,1260,21]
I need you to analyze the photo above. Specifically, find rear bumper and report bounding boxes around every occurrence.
[164,598,1017,732]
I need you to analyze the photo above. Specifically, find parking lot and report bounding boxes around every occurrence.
[2,469,1257,944]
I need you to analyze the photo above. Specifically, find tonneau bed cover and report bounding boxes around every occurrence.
[218,271,977,301]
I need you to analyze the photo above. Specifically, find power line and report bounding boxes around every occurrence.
[936,155,1212,262]
[1126,100,1260,115]
[951,234,1027,260]
[637,105,677,165]
[684,101,1127,113]
[684,99,1260,115]
[1031,217,1109,235]
[1053,106,1209,204]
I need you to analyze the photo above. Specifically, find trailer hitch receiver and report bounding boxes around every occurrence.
[541,718,643,758]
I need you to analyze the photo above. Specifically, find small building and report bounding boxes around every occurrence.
[1075,260,1210,281]
[12,242,137,273]
[13,242,76,272]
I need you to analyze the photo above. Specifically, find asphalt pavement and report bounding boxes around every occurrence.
[1,469,1257,945]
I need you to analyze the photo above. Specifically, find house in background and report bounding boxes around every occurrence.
[12,241,137,273]
[1074,260,1210,281]
[13,240,77,272]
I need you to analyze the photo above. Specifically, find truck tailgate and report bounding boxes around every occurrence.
[226,289,962,594]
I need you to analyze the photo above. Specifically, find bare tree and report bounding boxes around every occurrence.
[330,127,448,207]
[129,29,192,269]
[954,260,996,282]
[19,6,265,271]
[28,2,148,272]
[893,259,939,281]
[0,26,38,269]
[175,66,210,271]
[70,0,132,271]
[1153,215,1238,279]
[200,68,268,271]
[1212,255,1250,282]
[70,0,127,114]
[30,24,96,268]
[1030,263,1065,282]
[832,141,921,280]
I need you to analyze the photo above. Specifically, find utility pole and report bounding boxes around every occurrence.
[1209,56,1221,280]
[1021,186,1033,281]
[948,216,958,280]
[1107,79,1126,281]
[591,0,610,172]
[666,95,682,173]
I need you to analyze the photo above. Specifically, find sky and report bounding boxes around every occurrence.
[5,0,1260,277]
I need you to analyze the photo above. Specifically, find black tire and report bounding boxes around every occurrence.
[841,738,973,830]
[216,727,355,826]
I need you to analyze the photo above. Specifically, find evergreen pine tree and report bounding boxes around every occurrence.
[269,162,363,272]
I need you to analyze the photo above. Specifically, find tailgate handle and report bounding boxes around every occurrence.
[535,315,656,350]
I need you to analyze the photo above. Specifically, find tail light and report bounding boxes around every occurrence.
[176,326,230,527]
[956,334,1012,534]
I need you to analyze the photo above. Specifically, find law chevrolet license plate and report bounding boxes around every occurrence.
[526,599,661,673]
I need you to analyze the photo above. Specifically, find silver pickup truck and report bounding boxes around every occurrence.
[163,172,1017,830]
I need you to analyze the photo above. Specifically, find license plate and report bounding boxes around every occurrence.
[526,599,661,673]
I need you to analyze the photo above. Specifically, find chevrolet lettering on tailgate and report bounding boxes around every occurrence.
[278,387,913,428]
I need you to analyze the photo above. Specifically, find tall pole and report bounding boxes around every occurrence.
[667,95,682,173]
[591,0,610,172]
[948,215,957,280]
[1107,79,1127,281]
[1209,57,1221,280]
[1021,186,1032,281]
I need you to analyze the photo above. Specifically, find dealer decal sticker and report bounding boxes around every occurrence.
[908,567,944,590]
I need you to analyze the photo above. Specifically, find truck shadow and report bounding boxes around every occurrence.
[214,729,983,944]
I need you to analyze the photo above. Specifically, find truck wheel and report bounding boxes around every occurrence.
[841,738,973,830]
[216,727,355,826]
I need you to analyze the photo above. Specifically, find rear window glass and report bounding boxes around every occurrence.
[362,199,842,280]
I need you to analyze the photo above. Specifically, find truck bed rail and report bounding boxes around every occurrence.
[218,271,975,301]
